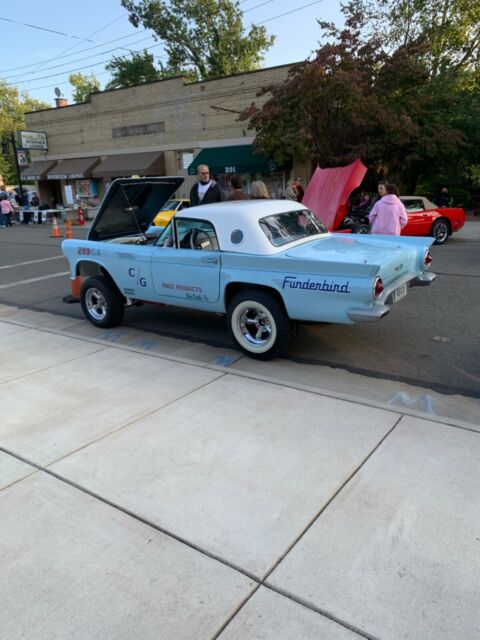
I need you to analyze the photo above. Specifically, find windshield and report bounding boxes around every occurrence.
[160,199,180,211]
[259,209,328,247]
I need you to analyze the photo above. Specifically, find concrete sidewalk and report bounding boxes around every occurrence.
[1,304,479,640]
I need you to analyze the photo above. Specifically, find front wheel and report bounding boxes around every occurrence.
[227,289,292,359]
[80,276,125,328]
[431,218,450,244]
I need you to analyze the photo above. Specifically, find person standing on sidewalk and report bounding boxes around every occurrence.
[0,195,14,227]
[190,164,224,206]
[368,183,408,236]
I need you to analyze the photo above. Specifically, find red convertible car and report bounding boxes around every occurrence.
[303,160,465,244]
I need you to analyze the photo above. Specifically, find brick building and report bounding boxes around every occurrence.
[22,63,309,213]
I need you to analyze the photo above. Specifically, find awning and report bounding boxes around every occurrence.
[20,160,57,181]
[47,157,100,180]
[91,151,165,178]
[187,145,291,176]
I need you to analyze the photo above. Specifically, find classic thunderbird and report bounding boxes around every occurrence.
[62,177,436,359]
[303,160,465,244]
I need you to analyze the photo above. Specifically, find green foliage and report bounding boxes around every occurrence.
[121,0,274,81]
[0,82,50,185]
[69,72,101,103]
[105,50,168,88]
[242,1,480,195]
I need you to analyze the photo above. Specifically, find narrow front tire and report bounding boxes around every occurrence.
[80,276,124,328]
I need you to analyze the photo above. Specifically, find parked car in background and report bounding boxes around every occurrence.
[151,197,190,227]
[62,177,436,359]
[303,161,465,244]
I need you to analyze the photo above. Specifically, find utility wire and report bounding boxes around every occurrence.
[243,0,276,13]
[1,30,148,74]
[257,0,325,24]
[0,16,95,41]
[4,35,156,81]
[30,14,128,74]
[18,43,165,89]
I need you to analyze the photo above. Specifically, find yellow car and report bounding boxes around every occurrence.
[152,198,190,227]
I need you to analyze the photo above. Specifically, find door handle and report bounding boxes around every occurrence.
[201,256,219,264]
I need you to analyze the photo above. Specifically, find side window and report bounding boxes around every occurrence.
[175,219,219,251]
[404,199,424,212]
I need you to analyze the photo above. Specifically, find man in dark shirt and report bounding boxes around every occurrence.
[189,164,224,206]
[227,174,247,200]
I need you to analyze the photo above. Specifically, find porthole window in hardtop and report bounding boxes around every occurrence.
[231,229,244,244]
[259,209,327,247]
[174,218,219,250]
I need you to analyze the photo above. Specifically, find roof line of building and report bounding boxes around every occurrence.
[24,61,298,115]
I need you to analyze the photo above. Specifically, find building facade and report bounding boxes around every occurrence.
[23,63,309,213]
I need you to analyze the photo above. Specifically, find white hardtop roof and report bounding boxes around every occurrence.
[400,195,435,209]
[175,199,328,254]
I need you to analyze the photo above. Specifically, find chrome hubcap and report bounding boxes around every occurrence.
[239,306,273,346]
[85,287,107,321]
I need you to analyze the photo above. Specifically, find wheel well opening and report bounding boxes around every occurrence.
[225,282,287,313]
[433,217,451,233]
[77,262,123,297]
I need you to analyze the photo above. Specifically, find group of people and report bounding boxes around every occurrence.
[189,164,304,205]
[0,189,42,227]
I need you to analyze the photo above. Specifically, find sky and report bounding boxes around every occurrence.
[1,0,344,107]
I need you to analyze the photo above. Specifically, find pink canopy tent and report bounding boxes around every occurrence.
[302,159,368,230]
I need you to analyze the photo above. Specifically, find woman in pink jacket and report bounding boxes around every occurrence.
[368,183,408,235]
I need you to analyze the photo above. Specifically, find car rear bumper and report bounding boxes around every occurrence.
[347,270,436,322]
[410,271,437,286]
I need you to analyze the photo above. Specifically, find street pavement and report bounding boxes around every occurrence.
[1,301,479,640]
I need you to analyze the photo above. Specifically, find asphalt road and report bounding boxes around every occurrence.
[0,219,478,398]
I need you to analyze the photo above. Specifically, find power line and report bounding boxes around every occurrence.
[257,0,325,24]
[1,30,148,74]
[31,15,129,76]
[0,16,95,41]
[17,43,165,90]
[4,35,157,82]
[243,0,276,13]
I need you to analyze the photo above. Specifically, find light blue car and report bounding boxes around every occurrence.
[62,177,436,359]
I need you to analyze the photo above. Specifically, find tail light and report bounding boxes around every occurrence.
[424,251,432,269]
[373,277,384,299]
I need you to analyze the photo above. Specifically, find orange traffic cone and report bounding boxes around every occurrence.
[65,219,73,239]
[62,276,82,304]
[50,216,63,238]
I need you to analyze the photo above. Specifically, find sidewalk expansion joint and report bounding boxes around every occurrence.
[210,417,402,640]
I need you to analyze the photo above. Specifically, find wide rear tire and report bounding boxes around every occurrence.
[80,276,124,328]
[227,289,292,360]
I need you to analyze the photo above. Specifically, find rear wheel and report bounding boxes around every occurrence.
[227,289,292,359]
[431,218,450,244]
[80,276,124,328]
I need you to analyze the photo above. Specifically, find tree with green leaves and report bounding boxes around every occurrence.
[121,0,275,81]
[0,81,50,185]
[105,50,166,89]
[242,1,480,195]
[356,0,480,77]
[69,72,101,103]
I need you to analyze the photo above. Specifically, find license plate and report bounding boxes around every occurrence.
[392,283,407,303]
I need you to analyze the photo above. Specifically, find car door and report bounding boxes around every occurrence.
[150,218,221,303]
[401,198,431,236]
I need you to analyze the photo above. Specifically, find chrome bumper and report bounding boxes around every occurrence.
[347,270,436,323]
[347,305,390,322]
[410,271,437,286]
